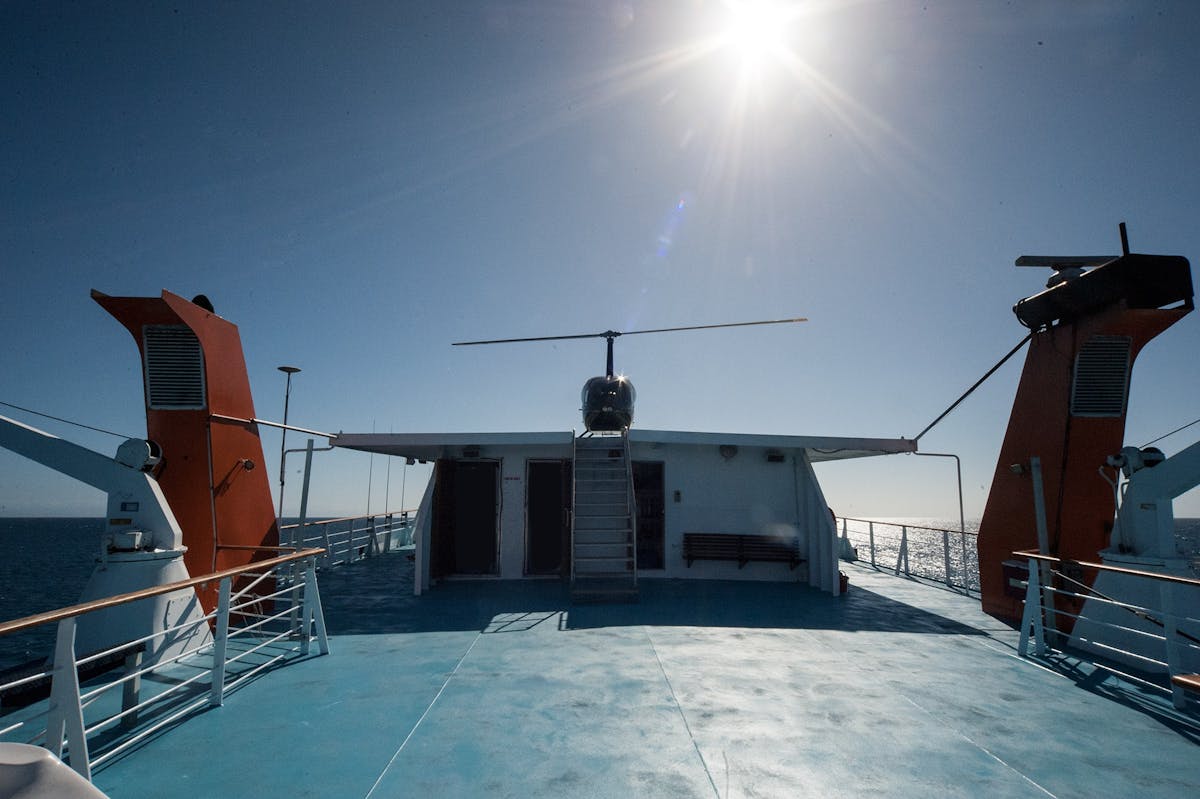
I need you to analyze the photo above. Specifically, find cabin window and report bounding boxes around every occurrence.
[142,325,206,409]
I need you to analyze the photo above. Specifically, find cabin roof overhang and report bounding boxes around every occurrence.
[331,429,916,463]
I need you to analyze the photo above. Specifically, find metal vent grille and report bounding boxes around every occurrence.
[1070,335,1131,417]
[143,326,206,409]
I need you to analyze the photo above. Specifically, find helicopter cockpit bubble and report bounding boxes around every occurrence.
[581,375,636,432]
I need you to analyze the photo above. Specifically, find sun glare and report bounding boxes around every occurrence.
[720,0,793,72]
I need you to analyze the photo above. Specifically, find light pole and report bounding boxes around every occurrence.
[277,366,301,533]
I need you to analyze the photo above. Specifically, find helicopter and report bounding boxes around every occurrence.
[453,317,807,432]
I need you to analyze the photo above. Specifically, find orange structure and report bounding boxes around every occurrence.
[92,290,279,612]
[977,251,1192,624]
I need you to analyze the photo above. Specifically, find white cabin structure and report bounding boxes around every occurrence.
[333,429,915,599]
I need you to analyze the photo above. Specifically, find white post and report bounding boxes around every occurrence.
[895,526,909,576]
[942,530,952,587]
[209,577,231,707]
[46,618,89,780]
[1029,457,1058,641]
[368,515,379,557]
[302,559,330,656]
[321,522,333,570]
[1018,557,1045,658]
[868,522,876,567]
[1163,582,1187,710]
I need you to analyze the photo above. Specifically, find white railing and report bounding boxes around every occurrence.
[281,511,415,570]
[837,517,979,592]
[0,548,329,783]
[570,434,578,586]
[622,429,638,585]
[1015,549,1200,711]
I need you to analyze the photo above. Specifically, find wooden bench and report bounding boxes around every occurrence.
[683,532,803,570]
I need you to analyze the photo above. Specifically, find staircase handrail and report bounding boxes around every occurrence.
[623,428,638,585]
[570,430,578,586]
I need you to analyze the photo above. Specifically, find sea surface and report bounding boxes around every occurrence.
[2,516,1198,673]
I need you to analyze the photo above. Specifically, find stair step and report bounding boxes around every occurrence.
[574,507,628,517]
[575,482,627,492]
[574,534,632,543]
[571,576,638,604]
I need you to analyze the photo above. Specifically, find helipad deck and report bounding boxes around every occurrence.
[92,557,1200,798]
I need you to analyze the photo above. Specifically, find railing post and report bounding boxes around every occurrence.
[46,618,89,780]
[1018,557,1045,658]
[1029,457,1059,641]
[120,649,142,731]
[368,515,379,557]
[895,526,909,576]
[868,522,876,568]
[383,513,393,552]
[942,530,952,588]
[321,521,333,570]
[209,576,231,707]
[1162,581,1187,710]
[301,558,330,656]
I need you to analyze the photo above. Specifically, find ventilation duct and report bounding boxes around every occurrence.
[1070,335,1131,417]
[143,325,206,409]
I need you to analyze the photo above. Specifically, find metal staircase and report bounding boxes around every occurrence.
[570,431,638,602]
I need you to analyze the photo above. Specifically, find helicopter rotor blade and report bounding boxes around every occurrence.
[452,317,805,347]
[618,317,807,337]
[452,331,611,346]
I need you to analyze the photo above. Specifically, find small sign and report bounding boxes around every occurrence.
[504,476,521,481]
[109,518,133,526]
[120,501,140,512]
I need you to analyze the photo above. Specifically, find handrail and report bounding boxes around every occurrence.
[570,433,578,585]
[0,548,325,637]
[208,412,336,439]
[1012,549,1200,588]
[623,428,638,582]
[1014,548,1200,711]
[279,509,414,530]
[840,516,979,537]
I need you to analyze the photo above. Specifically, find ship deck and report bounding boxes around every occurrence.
[92,555,1200,798]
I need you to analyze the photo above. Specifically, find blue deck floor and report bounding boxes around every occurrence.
[91,556,1200,798]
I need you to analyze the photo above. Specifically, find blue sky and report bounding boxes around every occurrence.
[2,1,1199,520]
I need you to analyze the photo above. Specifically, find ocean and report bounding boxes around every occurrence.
[2,516,1198,673]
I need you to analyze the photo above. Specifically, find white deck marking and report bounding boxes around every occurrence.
[644,626,723,799]
[898,693,1058,798]
[364,631,483,798]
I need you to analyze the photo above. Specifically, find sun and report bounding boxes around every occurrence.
[718,0,794,73]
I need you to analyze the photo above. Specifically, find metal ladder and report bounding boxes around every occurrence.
[570,431,638,602]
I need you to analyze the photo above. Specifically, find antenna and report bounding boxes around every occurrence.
[1014,222,1132,270]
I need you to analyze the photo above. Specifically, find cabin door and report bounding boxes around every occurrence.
[526,460,571,576]
[633,461,665,570]
[431,459,499,576]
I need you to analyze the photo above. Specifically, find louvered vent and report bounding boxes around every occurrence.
[1070,335,1131,417]
[143,326,206,409]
